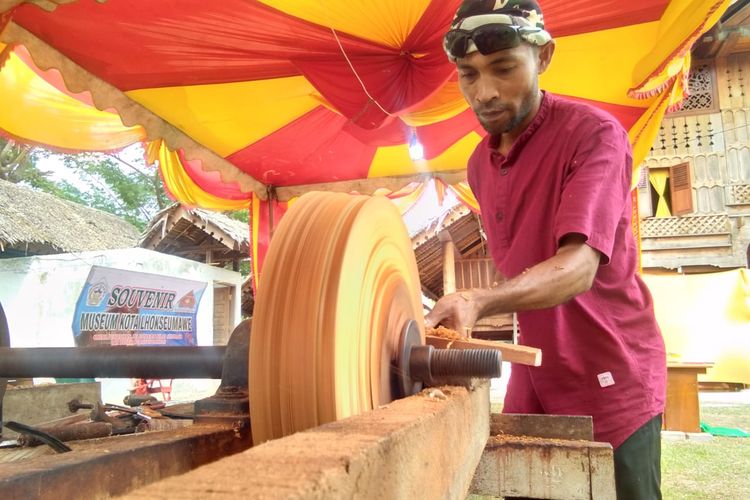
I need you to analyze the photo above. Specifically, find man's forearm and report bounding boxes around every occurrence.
[471,240,600,317]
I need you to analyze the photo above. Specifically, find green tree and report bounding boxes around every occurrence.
[0,137,58,191]
[51,150,169,230]
[1,137,168,230]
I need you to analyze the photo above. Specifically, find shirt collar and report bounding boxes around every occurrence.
[488,90,553,162]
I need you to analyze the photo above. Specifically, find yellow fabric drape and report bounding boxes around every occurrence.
[630,0,730,97]
[373,182,426,215]
[649,169,671,217]
[146,140,250,210]
[259,0,432,48]
[368,132,483,178]
[448,181,479,213]
[0,50,144,151]
[400,82,469,127]
[544,22,660,106]
[127,76,321,157]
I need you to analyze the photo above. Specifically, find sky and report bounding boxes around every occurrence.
[35,143,148,192]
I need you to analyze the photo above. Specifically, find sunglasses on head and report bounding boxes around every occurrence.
[444,23,541,60]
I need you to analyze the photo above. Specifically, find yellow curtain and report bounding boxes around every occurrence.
[643,269,750,384]
[649,169,671,217]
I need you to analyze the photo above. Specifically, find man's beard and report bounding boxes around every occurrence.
[476,88,538,136]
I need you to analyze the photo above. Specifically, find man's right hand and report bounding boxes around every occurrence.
[424,290,482,336]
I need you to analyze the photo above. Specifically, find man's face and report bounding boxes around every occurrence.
[456,43,542,136]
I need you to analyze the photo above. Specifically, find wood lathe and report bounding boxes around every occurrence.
[0,192,615,499]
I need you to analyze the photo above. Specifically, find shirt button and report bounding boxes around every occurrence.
[500,167,509,176]
[495,211,504,221]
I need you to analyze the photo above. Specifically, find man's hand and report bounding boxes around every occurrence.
[424,290,482,336]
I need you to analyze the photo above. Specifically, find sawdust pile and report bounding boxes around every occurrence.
[426,326,465,340]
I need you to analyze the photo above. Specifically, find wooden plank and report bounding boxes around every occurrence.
[0,423,251,500]
[426,335,542,367]
[491,414,594,441]
[119,384,491,499]
[470,435,615,500]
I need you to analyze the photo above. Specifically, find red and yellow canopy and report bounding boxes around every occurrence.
[0,0,730,278]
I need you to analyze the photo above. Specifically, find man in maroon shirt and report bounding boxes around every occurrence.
[425,1,667,498]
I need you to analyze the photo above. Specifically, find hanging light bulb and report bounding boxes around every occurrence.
[408,128,424,161]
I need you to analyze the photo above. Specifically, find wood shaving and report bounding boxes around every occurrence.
[427,389,447,400]
[426,326,464,341]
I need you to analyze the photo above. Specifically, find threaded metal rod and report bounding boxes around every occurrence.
[430,348,502,378]
[408,345,502,385]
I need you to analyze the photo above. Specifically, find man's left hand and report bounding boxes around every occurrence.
[424,290,482,336]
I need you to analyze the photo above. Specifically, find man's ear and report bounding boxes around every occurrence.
[537,40,555,74]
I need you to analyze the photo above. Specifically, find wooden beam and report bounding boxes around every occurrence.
[440,230,458,295]
[185,213,239,250]
[171,243,234,255]
[274,170,467,201]
[426,335,542,367]
[118,384,490,499]
[491,413,594,441]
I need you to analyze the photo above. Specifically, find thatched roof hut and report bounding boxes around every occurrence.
[138,203,250,270]
[140,203,254,316]
[0,179,140,257]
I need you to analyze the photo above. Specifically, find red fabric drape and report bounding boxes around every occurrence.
[13,0,392,90]
[558,95,645,131]
[227,106,376,186]
[542,0,671,37]
[177,151,249,201]
[251,196,288,292]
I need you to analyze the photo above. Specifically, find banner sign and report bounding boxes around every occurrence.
[72,266,206,347]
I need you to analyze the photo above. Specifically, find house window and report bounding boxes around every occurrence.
[647,162,694,217]
[669,62,719,116]
[670,162,693,215]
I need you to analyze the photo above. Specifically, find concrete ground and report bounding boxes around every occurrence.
[699,388,750,406]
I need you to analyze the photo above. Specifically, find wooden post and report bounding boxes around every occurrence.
[439,230,457,295]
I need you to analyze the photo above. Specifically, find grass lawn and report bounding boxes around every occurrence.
[662,403,750,500]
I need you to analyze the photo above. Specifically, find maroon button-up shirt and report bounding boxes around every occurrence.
[468,92,666,448]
